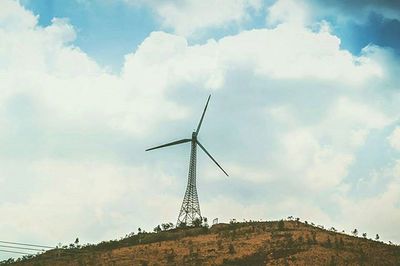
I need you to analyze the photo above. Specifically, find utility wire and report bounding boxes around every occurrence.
[0,239,116,261]
[0,245,44,252]
[1,247,99,262]
[0,240,54,249]
[0,239,111,265]
[0,249,33,255]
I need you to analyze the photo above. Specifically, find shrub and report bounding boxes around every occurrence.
[312,232,317,244]
[329,256,337,266]
[278,220,285,231]
[178,222,187,228]
[217,239,223,250]
[228,243,235,254]
[324,237,332,248]
[161,223,174,231]
[193,218,202,227]
[339,238,344,248]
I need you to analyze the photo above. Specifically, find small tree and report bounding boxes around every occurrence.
[161,223,170,231]
[138,227,142,234]
[154,225,162,233]
[193,218,202,227]
[161,222,174,231]
[352,229,358,237]
[74,238,79,246]
[178,222,187,228]
[375,234,380,241]
[203,217,209,228]
[362,232,367,238]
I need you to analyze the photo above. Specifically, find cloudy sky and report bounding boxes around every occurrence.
[1,0,400,259]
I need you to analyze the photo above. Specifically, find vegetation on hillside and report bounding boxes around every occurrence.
[1,217,399,265]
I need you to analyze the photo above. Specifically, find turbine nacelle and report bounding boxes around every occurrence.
[191,131,198,140]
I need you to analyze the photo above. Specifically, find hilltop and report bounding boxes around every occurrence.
[2,220,400,265]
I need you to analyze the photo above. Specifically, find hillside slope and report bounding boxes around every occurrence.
[4,220,400,265]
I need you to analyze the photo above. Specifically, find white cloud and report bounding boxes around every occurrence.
[124,0,262,36]
[0,16,188,137]
[217,25,382,83]
[0,159,180,244]
[267,0,310,27]
[277,127,353,190]
[0,0,37,30]
[334,160,400,242]
[265,95,392,191]
[388,127,400,151]
[316,97,393,150]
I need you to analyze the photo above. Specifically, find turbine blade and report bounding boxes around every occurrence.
[146,139,191,151]
[196,141,229,177]
[196,95,211,135]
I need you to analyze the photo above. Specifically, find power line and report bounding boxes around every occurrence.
[1,247,99,263]
[0,239,110,265]
[0,240,54,249]
[0,239,113,262]
[0,249,33,255]
[0,245,44,252]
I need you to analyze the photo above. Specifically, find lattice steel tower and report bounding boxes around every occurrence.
[146,95,228,226]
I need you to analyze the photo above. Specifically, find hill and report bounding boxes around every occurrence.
[2,220,400,265]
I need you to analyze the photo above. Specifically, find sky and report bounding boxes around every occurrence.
[0,0,400,260]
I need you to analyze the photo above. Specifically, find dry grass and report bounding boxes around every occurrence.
[7,221,400,266]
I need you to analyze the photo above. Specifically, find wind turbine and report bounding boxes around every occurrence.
[146,95,228,226]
